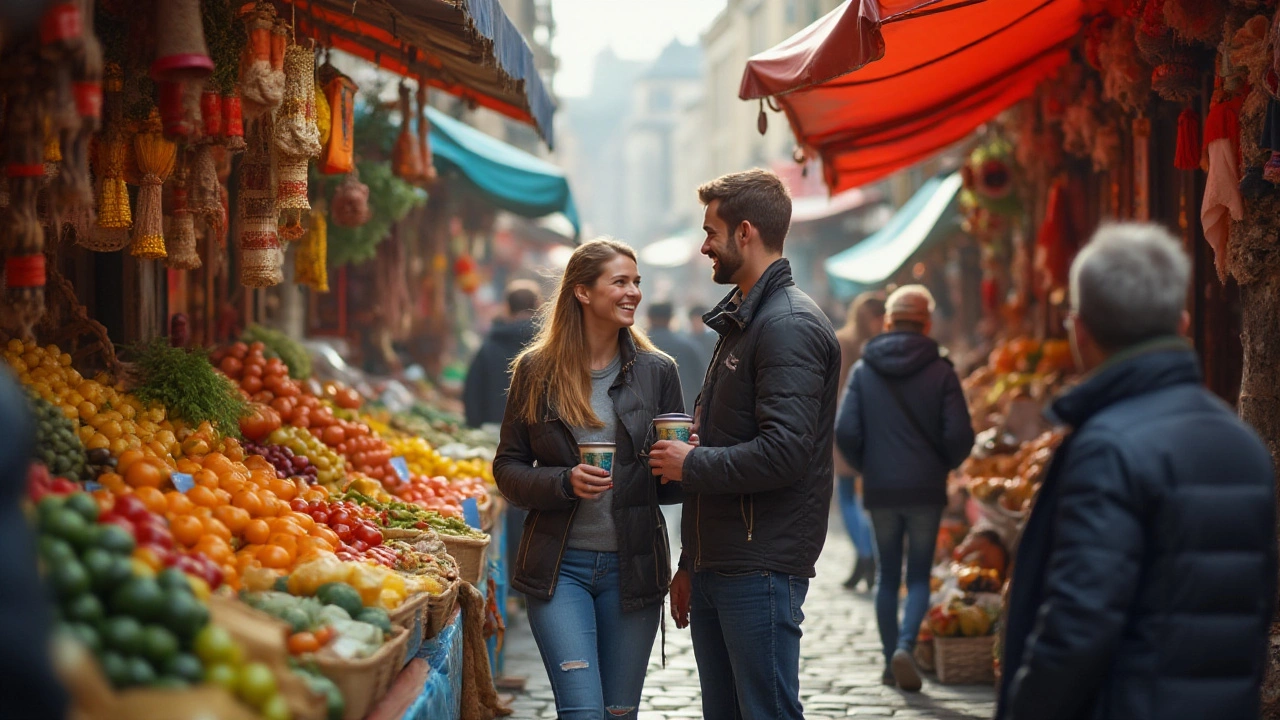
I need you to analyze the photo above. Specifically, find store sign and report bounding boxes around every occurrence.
[390,457,411,483]
[171,472,195,494]
[462,497,481,530]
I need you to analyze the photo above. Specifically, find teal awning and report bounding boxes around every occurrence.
[429,107,580,238]
[825,172,962,299]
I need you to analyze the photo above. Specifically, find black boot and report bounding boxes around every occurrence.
[845,557,872,590]
[861,557,877,592]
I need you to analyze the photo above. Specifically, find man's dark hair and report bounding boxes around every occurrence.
[506,280,542,315]
[648,302,674,325]
[697,169,792,253]
[688,304,708,318]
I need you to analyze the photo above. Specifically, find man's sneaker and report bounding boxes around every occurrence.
[891,648,923,692]
[881,667,896,686]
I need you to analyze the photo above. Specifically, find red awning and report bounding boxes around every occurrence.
[740,0,1085,193]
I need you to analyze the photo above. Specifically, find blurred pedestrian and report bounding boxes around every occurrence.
[686,304,718,362]
[646,301,706,412]
[648,169,841,720]
[997,223,1276,720]
[835,284,974,691]
[494,239,683,719]
[833,292,885,591]
[463,280,542,429]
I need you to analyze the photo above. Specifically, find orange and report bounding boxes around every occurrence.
[257,545,292,570]
[232,490,265,517]
[213,505,251,534]
[92,489,115,514]
[191,506,214,520]
[132,546,166,572]
[212,488,233,506]
[267,477,298,502]
[289,512,316,533]
[170,515,205,547]
[176,458,203,474]
[134,487,167,515]
[203,453,235,477]
[193,469,220,488]
[194,536,234,565]
[202,517,232,542]
[98,472,127,494]
[298,535,335,557]
[124,459,168,489]
[311,526,341,546]
[267,533,298,554]
[244,456,273,473]
[249,469,276,488]
[188,485,219,508]
[218,475,246,495]
[165,491,195,516]
[243,519,271,545]
[269,519,307,538]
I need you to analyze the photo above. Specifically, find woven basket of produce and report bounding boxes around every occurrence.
[442,534,491,585]
[425,577,461,639]
[313,626,409,720]
[934,635,996,685]
[387,591,432,666]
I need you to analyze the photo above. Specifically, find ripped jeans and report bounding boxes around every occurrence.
[526,549,661,719]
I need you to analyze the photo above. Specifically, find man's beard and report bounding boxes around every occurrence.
[712,244,743,285]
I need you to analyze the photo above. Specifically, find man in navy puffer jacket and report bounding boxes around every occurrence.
[835,284,974,691]
[998,223,1276,720]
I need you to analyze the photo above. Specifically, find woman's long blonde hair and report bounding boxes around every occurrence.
[509,238,658,427]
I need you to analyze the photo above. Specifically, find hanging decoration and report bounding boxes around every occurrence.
[331,169,371,228]
[151,0,213,82]
[453,254,481,295]
[1097,17,1152,114]
[1201,92,1244,281]
[959,135,1022,239]
[295,206,329,292]
[416,83,438,186]
[5,82,48,340]
[165,153,201,270]
[275,41,321,240]
[130,109,177,260]
[319,61,356,174]
[238,116,282,287]
[315,81,331,148]
[239,1,283,120]
[392,81,424,182]
[1174,107,1202,169]
[1163,0,1227,46]
[86,62,131,251]
[48,0,102,238]
[1061,79,1103,160]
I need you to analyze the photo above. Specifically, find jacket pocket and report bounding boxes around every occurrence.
[740,495,755,542]
[519,510,539,572]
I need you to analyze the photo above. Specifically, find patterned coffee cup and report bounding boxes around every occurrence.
[578,442,616,474]
[653,413,694,443]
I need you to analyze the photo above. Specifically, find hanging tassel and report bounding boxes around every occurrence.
[223,90,246,152]
[295,209,328,291]
[275,42,321,240]
[238,2,282,120]
[416,83,437,186]
[6,86,48,340]
[1174,106,1201,170]
[86,61,130,251]
[165,154,200,269]
[131,110,177,259]
[239,116,282,287]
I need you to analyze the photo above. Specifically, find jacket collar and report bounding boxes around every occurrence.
[704,258,794,335]
[614,329,639,386]
[1048,337,1202,428]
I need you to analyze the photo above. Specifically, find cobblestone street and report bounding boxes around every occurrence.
[497,520,996,719]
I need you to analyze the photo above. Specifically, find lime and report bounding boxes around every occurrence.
[193,625,241,666]
[99,650,129,688]
[63,593,104,626]
[109,577,165,622]
[204,663,238,693]
[45,508,94,550]
[85,551,132,595]
[162,653,205,685]
[38,536,77,567]
[279,606,311,633]
[139,626,179,665]
[123,656,156,687]
[237,662,277,709]
[64,493,100,524]
[61,622,102,654]
[261,693,291,720]
[161,592,209,643]
[273,575,290,593]
[37,495,65,526]
[51,559,91,600]
[96,525,136,556]
[152,676,189,690]
[101,616,144,656]
[156,568,192,595]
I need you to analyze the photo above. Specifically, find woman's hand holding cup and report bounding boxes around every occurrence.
[569,463,613,499]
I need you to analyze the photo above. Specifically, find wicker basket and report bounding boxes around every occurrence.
[382,527,428,541]
[425,577,461,639]
[388,591,432,666]
[915,638,936,674]
[934,635,996,685]
[442,534,490,585]
[314,626,410,720]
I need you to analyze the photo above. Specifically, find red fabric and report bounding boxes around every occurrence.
[741,0,1087,193]
[1174,107,1202,171]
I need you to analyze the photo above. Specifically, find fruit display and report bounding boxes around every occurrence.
[927,596,998,638]
[243,440,320,483]
[212,342,340,433]
[131,339,248,441]
[29,391,90,483]
[340,489,487,539]
[268,427,346,487]
[316,417,398,486]
[239,590,390,659]
[386,435,493,486]
[284,554,441,609]
[242,324,313,380]
[288,498,397,567]
[193,624,293,720]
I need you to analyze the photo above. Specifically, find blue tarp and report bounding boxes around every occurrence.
[429,107,581,239]
[825,172,962,300]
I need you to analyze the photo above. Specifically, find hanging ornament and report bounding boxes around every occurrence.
[315,82,331,148]
[275,42,321,240]
[416,83,438,186]
[150,0,213,82]
[392,82,424,181]
[295,207,329,292]
[86,62,131,251]
[1098,17,1152,114]
[331,169,370,228]
[238,2,283,120]
[1174,106,1202,169]
[1164,0,1226,46]
[165,154,201,270]
[223,89,246,152]
[238,116,281,287]
[131,109,177,260]
[319,66,356,174]
[5,87,48,340]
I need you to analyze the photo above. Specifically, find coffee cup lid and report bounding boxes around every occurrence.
[653,413,693,423]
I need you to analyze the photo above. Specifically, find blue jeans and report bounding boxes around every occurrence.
[868,507,943,665]
[837,475,874,559]
[690,570,808,720]
[526,550,660,719]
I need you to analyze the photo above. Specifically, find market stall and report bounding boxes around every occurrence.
[0,0,546,718]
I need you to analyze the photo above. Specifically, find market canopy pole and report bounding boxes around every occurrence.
[739,0,1086,193]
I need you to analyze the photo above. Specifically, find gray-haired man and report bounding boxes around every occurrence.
[997,223,1276,720]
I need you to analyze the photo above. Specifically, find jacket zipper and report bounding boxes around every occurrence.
[519,511,537,572]
[694,336,730,571]
[740,495,754,542]
[544,416,580,596]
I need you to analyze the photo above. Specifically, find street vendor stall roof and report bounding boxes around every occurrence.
[740,0,1083,193]
[290,0,557,147]
[825,171,962,298]
[428,106,580,237]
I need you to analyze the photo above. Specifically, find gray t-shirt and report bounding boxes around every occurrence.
[567,354,621,552]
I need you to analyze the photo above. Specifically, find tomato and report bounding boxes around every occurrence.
[355,523,383,547]
[335,388,362,410]
[321,425,345,446]
[239,404,281,442]
[287,631,320,655]
[113,495,151,522]
[241,376,264,395]
[135,520,174,550]
[219,356,244,377]
[313,626,334,646]
[289,499,309,513]
[331,523,354,543]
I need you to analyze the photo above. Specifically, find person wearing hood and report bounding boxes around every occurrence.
[464,280,542,429]
[835,284,974,692]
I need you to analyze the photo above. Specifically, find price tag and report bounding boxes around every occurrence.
[171,472,195,494]
[83,481,103,492]
[462,497,481,530]
[390,457,411,483]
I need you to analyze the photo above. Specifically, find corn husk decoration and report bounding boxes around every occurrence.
[275,42,321,240]
[295,205,328,291]
[315,83,331,147]
[331,169,370,228]
[239,2,283,120]
[416,84,438,186]
[392,82,423,181]
[165,154,200,269]
[86,62,131,251]
[238,116,282,286]
[5,88,49,339]
[131,110,177,259]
